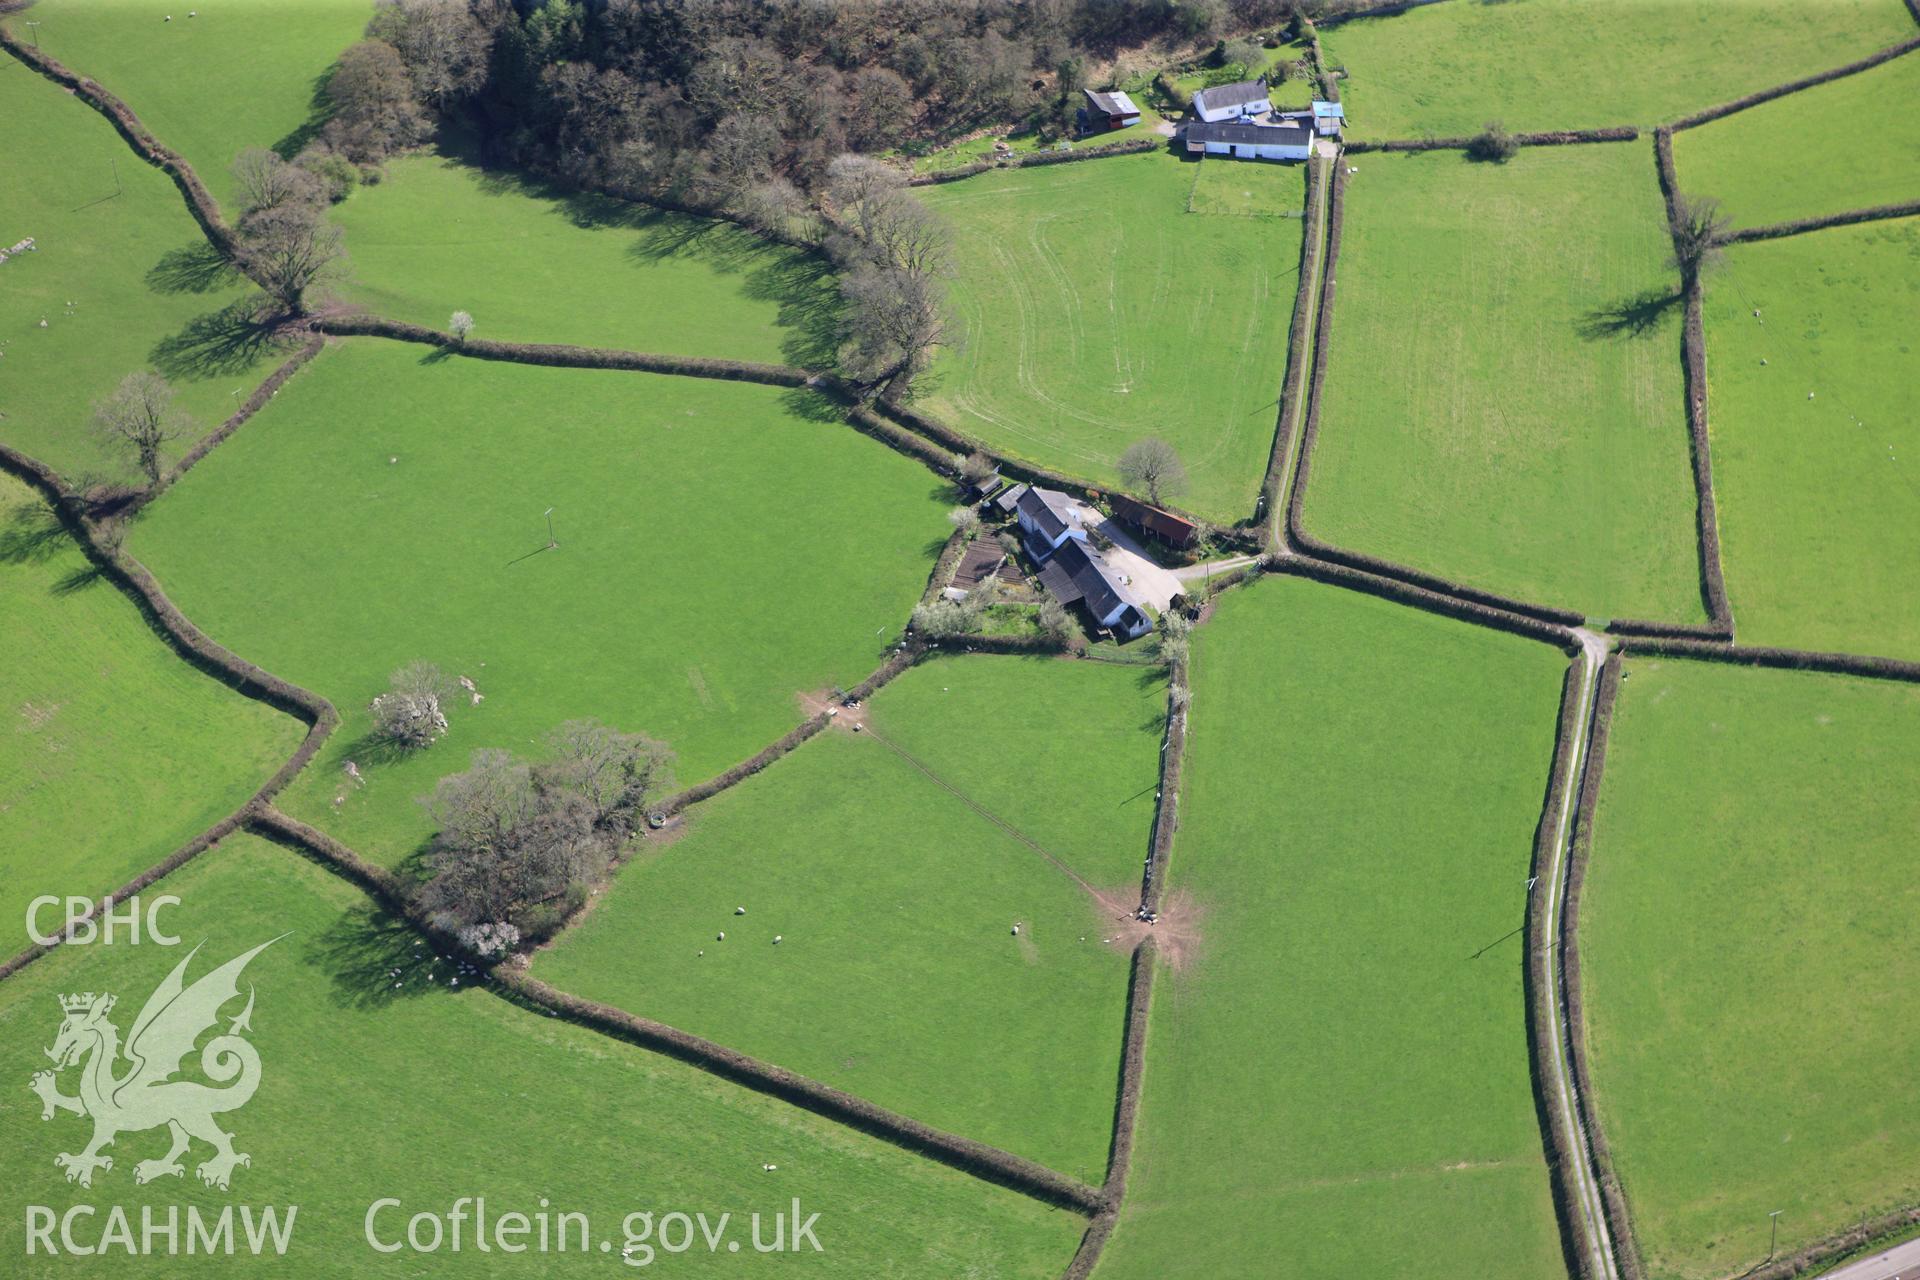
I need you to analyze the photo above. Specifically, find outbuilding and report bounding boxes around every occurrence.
[1081,88,1142,132]
[1110,492,1199,550]
[1191,78,1272,123]
[1035,538,1153,640]
[1310,100,1346,138]
[1184,116,1314,161]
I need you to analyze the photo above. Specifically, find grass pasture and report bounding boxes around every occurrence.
[0,62,292,479]
[1302,145,1705,622]
[0,835,1085,1276]
[1703,219,1920,659]
[1321,0,1916,140]
[4,0,372,212]
[1674,51,1920,229]
[1096,575,1570,1279]
[538,655,1165,1184]
[126,340,950,867]
[919,151,1304,523]
[332,148,839,366]
[0,472,301,951]
[1579,659,1920,1279]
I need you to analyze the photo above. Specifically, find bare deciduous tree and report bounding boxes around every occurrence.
[232,147,322,218]
[1670,194,1730,283]
[449,310,474,341]
[366,0,493,109]
[237,202,346,316]
[959,451,998,487]
[542,719,674,829]
[417,718,676,935]
[323,39,430,161]
[838,262,948,399]
[91,372,191,487]
[1117,438,1188,506]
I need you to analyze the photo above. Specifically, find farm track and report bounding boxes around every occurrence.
[6,21,1920,1278]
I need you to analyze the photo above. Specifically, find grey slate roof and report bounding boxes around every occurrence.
[1015,485,1081,542]
[1192,79,1269,116]
[993,482,1030,514]
[1047,538,1142,623]
[1187,118,1313,147]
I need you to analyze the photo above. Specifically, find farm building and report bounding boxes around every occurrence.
[1035,538,1153,640]
[1110,492,1199,550]
[1191,78,1273,123]
[1311,99,1346,137]
[1184,116,1314,161]
[1081,88,1142,131]
[1015,485,1091,561]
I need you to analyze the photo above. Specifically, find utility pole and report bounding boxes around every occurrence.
[1767,1209,1782,1259]
[24,20,41,47]
[544,507,557,550]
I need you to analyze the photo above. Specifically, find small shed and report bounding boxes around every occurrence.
[1310,100,1346,138]
[1081,88,1142,132]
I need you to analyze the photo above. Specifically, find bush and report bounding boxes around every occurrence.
[369,660,455,750]
[1467,121,1518,162]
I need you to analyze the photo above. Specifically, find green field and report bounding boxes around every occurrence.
[1674,52,1920,229]
[1703,219,1920,659]
[538,655,1165,1183]
[126,340,949,866]
[1302,145,1704,622]
[1321,0,1916,139]
[919,151,1304,523]
[333,148,838,366]
[0,835,1084,1276]
[1579,659,1920,1279]
[5,0,371,212]
[1096,575,1569,1278]
[0,62,292,478]
[0,472,301,937]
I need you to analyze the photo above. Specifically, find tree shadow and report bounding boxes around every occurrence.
[146,241,241,295]
[308,898,473,1010]
[1577,287,1682,341]
[271,67,336,161]
[149,300,290,380]
[745,253,842,368]
[50,564,106,595]
[0,501,69,565]
[777,386,844,424]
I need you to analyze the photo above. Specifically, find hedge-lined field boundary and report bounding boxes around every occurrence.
[1280,168,1589,629]
[1343,126,1637,154]
[1314,0,1450,29]
[0,442,335,727]
[1614,635,1920,683]
[906,136,1161,188]
[249,806,1104,1215]
[1738,1208,1920,1280]
[1258,156,1328,530]
[120,335,325,516]
[1667,36,1920,131]
[1061,937,1159,1278]
[0,441,336,987]
[1140,658,1189,913]
[0,717,330,987]
[1720,198,1920,244]
[661,648,920,815]
[1277,553,1582,654]
[313,315,812,386]
[0,30,240,260]
[1560,655,1645,1280]
[1652,127,1737,634]
[1604,617,1731,642]
[1525,660,1607,1280]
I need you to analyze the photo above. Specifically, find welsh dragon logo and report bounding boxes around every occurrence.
[29,939,279,1191]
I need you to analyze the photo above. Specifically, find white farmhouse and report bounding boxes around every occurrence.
[1191,78,1273,123]
[1184,115,1314,161]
